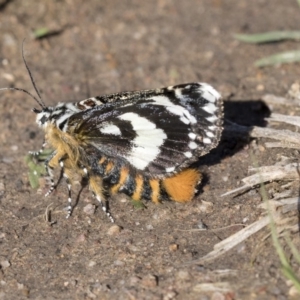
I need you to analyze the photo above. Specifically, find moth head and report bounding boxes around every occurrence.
[33,107,53,127]
[33,102,81,131]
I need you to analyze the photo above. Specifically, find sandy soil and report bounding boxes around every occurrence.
[1,0,300,299]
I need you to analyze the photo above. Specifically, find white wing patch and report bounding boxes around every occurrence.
[198,83,221,102]
[202,103,218,114]
[117,112,167,170]
[100,123,122,136]
[150,96,197,125]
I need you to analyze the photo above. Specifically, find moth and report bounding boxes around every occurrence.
[2,51,223,223]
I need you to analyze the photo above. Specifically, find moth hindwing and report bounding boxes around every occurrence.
[27,82,223,222]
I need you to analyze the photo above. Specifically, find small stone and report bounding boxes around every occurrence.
[222,176,228,182]
[197,219,208,230]
[128,276,141,286]
[242,217,249,223]
[10,145,18,151]
[3,34,16,47]
[2,73,15,82]
[146,224,154,230]
[163,290,177,300]
[0,182,5,197]
[114,260,125,266]
[176,270,190,280]
[75,233,87,244]
[288,285,300,298]
[2,59,8,66]
[141,274,158,288]
[256,84,265,91]
[88,261,96,267]
[211,292,226,300]
[17,283,24,290]
[198,200,214,213]
[83,204,96,215]
[107,225,122,236]
[17,282,30,297]
[119,197,127,203]
[169,244,178,252]
[0,260,10,270]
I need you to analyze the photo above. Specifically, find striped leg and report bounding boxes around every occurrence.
[92,192,114,223]
[29,139,47,156]
[88,175,114,222]
[44,152,57,197]
[65,176,73,219]
[45,157,73,218]
[57,160,74,219]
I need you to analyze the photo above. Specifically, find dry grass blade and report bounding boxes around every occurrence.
[222,163,300,197]
[184,216,270,264]
[225,123,300,148]
[267,113,300,127]
[262,94,300,106]
[193,282,233,293]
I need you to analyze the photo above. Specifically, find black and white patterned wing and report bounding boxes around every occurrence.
[68,83,223,176]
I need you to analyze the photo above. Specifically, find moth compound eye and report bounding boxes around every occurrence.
[40,114,48,124]
[36,112,50,125]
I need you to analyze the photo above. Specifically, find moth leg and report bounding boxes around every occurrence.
[29,139,47,156]
[65,177,73,219]
[57,159,74,219]
[44,151,57,197]
[92,192,114,223]
[89,175,114,223]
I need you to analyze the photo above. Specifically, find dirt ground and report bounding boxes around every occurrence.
[1,0,300,299]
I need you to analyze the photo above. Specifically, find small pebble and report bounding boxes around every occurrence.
[222,176,228,182]
[198,200,213,213]
[107,225,122,236]
[128,276,141,286]
[176,270,190,280]
[198,219,208,230]
[0,182,5,197]
[146,224,154,230]
[119,197,127,203]
[163,290,177,300]
[2,59,8,66]
[10,145,18,151]
[288,285,300,297]
[169,244,178,252]
[2,73,15,82]
[256,84,265,91]
[242,217,249,223]
[0,260,10,270]
[141,274,158,288]
[211,292,226,300]
[83,204,96,215]
[114,260,125,266]
[75,233,87,244]
[88,260,96,267]
[17,283,24,290]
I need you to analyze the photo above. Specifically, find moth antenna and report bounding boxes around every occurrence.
[0,87,45,110]
[21,39,46,108]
